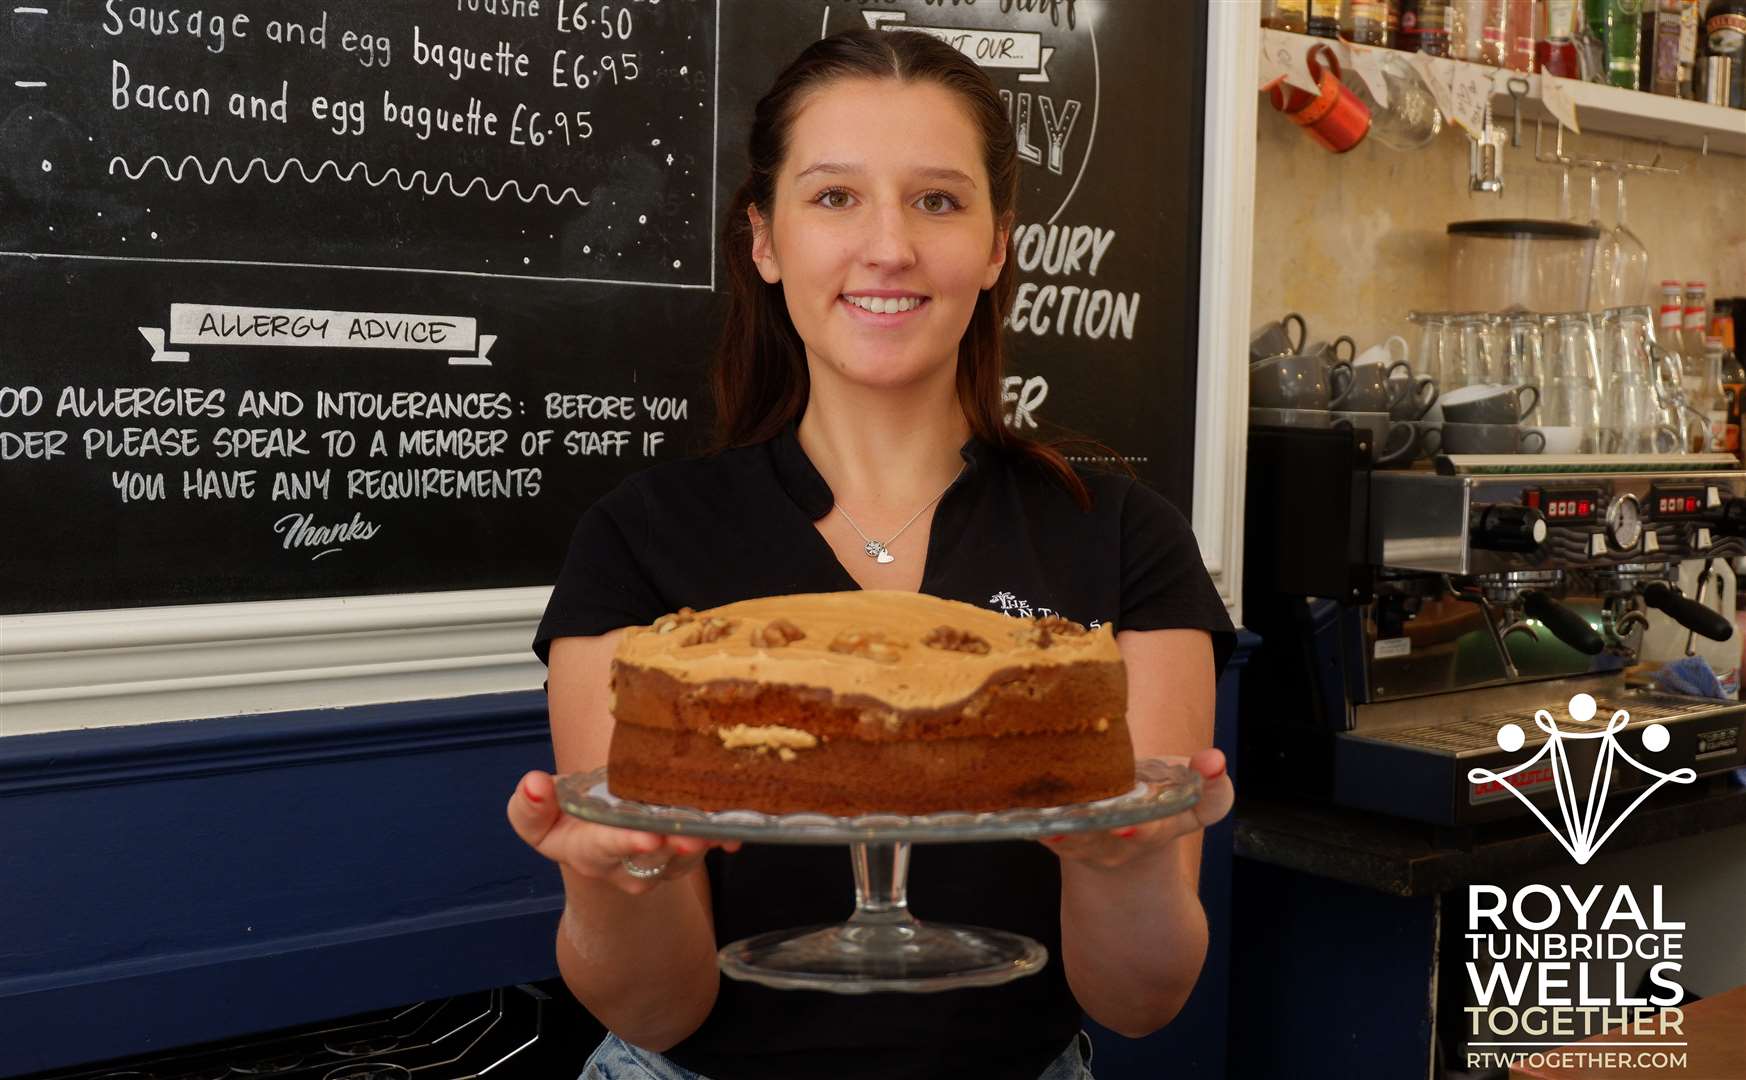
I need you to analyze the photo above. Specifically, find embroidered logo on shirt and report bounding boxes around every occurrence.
[988,590,1102,629]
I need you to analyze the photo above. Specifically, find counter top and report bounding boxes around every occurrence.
[1234,776,1746,897]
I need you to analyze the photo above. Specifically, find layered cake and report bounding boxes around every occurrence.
[605,591,1133,815]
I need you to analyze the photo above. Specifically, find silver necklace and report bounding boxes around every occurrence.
[835,462,965,563]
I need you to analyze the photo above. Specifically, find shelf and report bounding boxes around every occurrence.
[1259,27,1746,158]
[1493,70,1746,157]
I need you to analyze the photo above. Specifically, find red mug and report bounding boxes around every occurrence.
[1265,45,1371,154]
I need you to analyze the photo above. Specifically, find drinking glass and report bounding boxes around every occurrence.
[1449,314,1498,387]
[1498,314,1544,387]
[1610,171,1650,309]
[1408,311,1450,389]
[1587,174,1622,309]
[1540,313,1605,451]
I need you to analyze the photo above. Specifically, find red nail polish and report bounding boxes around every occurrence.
[1114,827,1138,838]
[524,784,542,804]
[1042,835,1065,843]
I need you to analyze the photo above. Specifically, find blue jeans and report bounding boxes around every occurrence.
[578,1029,1095,1079]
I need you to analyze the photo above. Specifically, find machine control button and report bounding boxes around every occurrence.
[1644,531,1661,553]
[1590,533,1608,557]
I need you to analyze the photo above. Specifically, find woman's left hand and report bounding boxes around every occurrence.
[1037,748,1233,872]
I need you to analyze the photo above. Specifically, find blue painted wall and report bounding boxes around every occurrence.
[1,635,1253,1077]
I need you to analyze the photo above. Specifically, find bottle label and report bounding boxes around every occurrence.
[1548,0,1577,38]
[1686,309,1707,333]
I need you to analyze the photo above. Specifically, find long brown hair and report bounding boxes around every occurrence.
[708,26,1131,511]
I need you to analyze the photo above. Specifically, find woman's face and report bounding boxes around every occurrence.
[749,77,1008,390]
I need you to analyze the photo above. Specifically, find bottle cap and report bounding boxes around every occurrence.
[1688,281,1707,289]
[1662,280,1682,288]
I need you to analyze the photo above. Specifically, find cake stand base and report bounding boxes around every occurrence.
[718,917,1047,994]
[716,840,1048,993]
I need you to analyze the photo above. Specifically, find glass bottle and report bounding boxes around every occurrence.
[1343,0,1392,43]
[1648,0,1685,94]
[1449,0,1490,60]
[1579,0,1611,79]
[1705,336,1732,454]
[1604,0,1642,88]
[1539,0,1584,74]
[1658,280,1689,370]
[1395,0,1453,52]
[1684,281,1711,360]
[1507,0,1539,68]
[1264,0,1311,33]
[1308,0,1344,37]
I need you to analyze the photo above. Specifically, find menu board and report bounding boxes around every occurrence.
[0,0,1206,615]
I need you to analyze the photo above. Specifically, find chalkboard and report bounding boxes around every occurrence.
[0,0,1207,616]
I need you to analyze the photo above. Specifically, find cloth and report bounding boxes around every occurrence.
[1650,654,1728,699]
[1648,656,1746,788]
[577,1029,1095,1080]
[534,417,1234,1079]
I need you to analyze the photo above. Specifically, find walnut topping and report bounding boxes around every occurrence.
[777,747,798,763]
[1016,614,1090,649]
[1094,717,1110,733]
[680,616,736,646]
[921,625,991,655]
[828,630,905,663]
[653,607,697,635]
[752,618,806,647]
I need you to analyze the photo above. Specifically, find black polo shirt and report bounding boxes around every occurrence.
[533,418,1235,1080]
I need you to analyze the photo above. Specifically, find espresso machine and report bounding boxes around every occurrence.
[1240,425,1746,829]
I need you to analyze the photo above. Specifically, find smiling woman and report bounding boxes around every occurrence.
[515,23,1235,1080]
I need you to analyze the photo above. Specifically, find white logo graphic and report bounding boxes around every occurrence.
[1468,694,1696,865]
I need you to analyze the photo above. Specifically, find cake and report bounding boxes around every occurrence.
[605,590,1133,815]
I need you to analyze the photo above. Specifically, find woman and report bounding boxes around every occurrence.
[506,27,1237,1080]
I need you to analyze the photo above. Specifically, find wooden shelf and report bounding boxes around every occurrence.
[1260,28,1746,157]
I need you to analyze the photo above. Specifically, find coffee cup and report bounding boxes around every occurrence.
[1250,406,1336,429]
[1354,335,1410,370]
[1251,353,1351,411]
[1333,358,1411,413]
[1442,422,1546,455]
[1250,312,1307,363]
[1440,383,1539,425]
[1388,370,1439,420]
[1537,425,1585,454]
[1306,336,1358,366]
[1332,410,1417,466]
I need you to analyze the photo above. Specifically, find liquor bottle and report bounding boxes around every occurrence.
[1679,0,1702,95]
[1540,0,1585,72]
[1449,0,1488,58]
[1309,0,1344,37]
[1580,0,1612,76]
[1605,0,1644,87]
[1344,0,1392,43]
[1705,0,1746,107]
[1648,0,1687,93]
[1264,0,1311,32]
[1395,0,1454,51]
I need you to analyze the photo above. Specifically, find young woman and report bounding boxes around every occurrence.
[507,27,1236,1080]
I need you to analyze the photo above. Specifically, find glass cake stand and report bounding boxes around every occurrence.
[554,758,1201,994]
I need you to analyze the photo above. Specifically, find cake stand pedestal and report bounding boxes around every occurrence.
[556,758,1200,995]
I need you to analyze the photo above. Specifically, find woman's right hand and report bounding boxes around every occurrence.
[506,769,740,896]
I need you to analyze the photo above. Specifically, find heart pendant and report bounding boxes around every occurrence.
[864,540,894,563]
[876,550,895,564]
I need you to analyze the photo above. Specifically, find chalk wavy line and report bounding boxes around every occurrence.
[109,154,590,208]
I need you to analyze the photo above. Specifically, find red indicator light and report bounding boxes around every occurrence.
[1578,501,1591,515]
[1525,490,1541,509]
[1687,497,1699,512]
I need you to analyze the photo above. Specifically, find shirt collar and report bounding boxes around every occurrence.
[769,416,990,521]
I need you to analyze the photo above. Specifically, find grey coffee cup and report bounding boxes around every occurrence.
[1306,335,1358,365]
[1388,372,1439,420]
[1249,406,1335,429]
[1250,312,1306,363]
[1252,354,1351,410]
[1337,359,1414,412]
[1442,422,1546,455]
[1332,410,1417,466]
[1440,383,1540,424]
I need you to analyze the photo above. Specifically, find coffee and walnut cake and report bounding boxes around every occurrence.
[606,591,1133,815]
